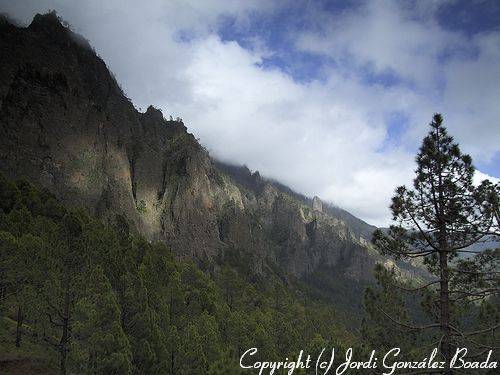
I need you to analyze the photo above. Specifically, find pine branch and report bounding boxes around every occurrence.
[46,312,64,327]
[465,323,500,337]
[375,305,441,331]
[404,204,440,252]
[393,280,440,293]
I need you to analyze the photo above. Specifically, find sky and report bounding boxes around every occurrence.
[1,0,499,226]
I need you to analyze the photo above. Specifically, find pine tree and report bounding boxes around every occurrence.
[0,231,17,313]
[11,234,45,348]
[197,311,222,366]
[71,266,132,374]
[41,212,87,375]
[179,323,207,374]
[166,324,180,374]
[372,114,499,370]
[361,264,420,360]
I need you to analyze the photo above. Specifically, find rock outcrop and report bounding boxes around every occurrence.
[312,195,323,212]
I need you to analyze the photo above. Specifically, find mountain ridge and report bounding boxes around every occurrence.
[213,160,377,242]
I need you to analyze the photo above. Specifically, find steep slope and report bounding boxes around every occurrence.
[0,12,415,288]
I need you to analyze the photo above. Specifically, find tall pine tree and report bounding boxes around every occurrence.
[372,114,499,371]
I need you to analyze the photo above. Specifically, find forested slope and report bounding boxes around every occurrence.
[0,175,363,373]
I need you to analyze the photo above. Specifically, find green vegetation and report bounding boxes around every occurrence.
[0,174,358,374]
[136,199,147,214]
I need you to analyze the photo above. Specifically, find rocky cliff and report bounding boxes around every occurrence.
[0,12,413,285]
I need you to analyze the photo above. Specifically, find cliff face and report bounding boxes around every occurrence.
[0,13,395,283]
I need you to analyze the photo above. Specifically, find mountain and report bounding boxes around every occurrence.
[0,12,433,373]
[0,12,421,296]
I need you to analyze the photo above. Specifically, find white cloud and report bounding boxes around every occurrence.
[0,0,498,227]
[474,170,499,186]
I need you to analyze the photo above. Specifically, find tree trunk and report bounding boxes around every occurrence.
[439,248,452,372]
[59,279,71,375]
[435,125,453,373]
[15,305,23,347]
[60,319,68,375]
[171,347,176,375]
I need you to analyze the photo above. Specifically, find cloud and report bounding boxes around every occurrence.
[442,32,500,161]
[296,0,459,90]
[169,34,420,224]
[474,170,499,186]
[0,0,498,227]
[294,0,500,163]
